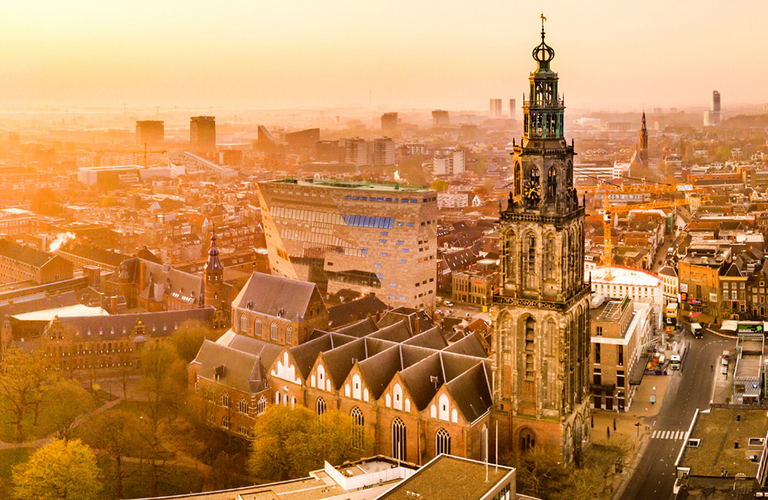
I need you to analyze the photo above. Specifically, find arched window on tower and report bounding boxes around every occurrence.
[544,235,555,281]
[514,162,522,196]
[436,428,451,456]
[547,166,557,201]
[525,236,537,289]
[351,407,364,449]
[520,428,536,453]
[505,232,516,283]
[392,417,407,462]
[530,166,540,184]
[525,318,535,381]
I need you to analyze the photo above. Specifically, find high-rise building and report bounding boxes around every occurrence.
[432,148,465,176]
[639,112,649,162]
[490,98,503,118]
[509,99,517,120]
[432,110,450,126]
[190,116,216,153]
[341,138,369,165]
[135,120,164,148]
[491,20,591,464]
[381,112,399,134]
[373,137,396,166]
[258,179,438,308]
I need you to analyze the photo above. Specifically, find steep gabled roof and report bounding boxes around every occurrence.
[328,294,388,328]
[233,272,322,322]
[403,327,447,350]
[287,331,356,380]
[335,316,379,337]
[443,333,488,358]
[370,320,412,343]
[445,362,493,423]
[193,340,267,394]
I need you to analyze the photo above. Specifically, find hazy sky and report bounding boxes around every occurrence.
[1,1,766,112]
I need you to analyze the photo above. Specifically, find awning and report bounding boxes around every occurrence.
[721,320,738,332]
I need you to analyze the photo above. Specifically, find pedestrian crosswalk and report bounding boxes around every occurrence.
[651,430,686,440]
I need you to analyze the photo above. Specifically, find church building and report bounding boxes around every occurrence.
[491,18,592,464]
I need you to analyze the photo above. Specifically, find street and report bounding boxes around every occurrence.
[620,329,735,500]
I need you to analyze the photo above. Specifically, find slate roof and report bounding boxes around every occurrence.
[59,308,215,340]
[233,272,322,322]
[193,340,268,394]
[445,361,493,423]
[442,333,488,358]
[334,316,379,337]
[369,320,412,343]
[403,327,447,350]
[327,294,388,328]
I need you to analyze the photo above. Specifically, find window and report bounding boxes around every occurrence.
[221,392,230,408]
[596,326,603,337]
[351,407,364,449]
[239,399,248,414]
[257,396,267,415]
[593,368,602,385]
[595,344,601,364]
[436,428,451,456]
[618,345,624,366]
[240,314,247,333]
[525,318,535,380]
[617,370,625,388]
[286,326,293,345]
[392,417,407,461]
[316,397,326,417]
[520,428,535,453]
[271,322,278,340]
[254,318,262,337]
[221,415,230,430]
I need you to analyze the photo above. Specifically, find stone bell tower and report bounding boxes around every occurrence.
[491,15,591,465]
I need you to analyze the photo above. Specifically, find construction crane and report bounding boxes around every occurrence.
[589,194,710,272]
[579,180,709,272]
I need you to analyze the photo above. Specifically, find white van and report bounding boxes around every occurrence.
[670,355,681,370]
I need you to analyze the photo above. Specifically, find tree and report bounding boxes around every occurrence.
[169,320,216,363]
[82,410,142,499]
[134,344,188,496]
[12,438,101,500]
[46,381,95,441]
[30,187,62,216]
[0,347,55,441]
[247,405,363,481]
[430,179,449,192]
[714,145,732,163]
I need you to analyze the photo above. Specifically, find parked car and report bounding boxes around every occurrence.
[444,301,454,307]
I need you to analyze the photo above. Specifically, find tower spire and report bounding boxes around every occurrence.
[540,13,547,39]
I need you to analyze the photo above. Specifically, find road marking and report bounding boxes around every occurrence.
[652,430,686,440]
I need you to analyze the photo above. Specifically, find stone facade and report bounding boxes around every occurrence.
[491,23,591,465]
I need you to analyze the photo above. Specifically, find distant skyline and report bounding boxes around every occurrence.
[1,1,767,112]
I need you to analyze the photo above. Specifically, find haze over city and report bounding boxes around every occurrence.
[1,1,767,111]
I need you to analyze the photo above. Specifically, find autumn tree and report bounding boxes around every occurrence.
[134,343,188,496]
[169,320,216,363]
[247,405,364,481]
[12,438,101,500]
[46,381,96,441]
[82,410,142,499]
[0,347,55,441]
[430,179,449,192]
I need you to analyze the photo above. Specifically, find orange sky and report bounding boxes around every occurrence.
[0,1,766,111]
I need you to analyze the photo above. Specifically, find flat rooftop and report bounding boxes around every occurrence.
[735,354,762,379]
[12,304,110,321]
[376,455,514,500]
[269,178,430,193]
[590,266,660,287]
[679,407,768,478]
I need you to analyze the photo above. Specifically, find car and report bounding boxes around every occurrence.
[444,301,454,307]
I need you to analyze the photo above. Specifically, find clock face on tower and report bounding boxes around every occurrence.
[523,180,541,205]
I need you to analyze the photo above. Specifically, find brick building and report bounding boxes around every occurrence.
[189,314,494,464]
[0,239,74,284]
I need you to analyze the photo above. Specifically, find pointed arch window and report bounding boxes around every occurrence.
[351,407,364,449]
[240,314,247,333]
[514,162,522,196]
[436,428,451,456]
[547,166,557,200]
[254,318,262,338]
[525,235,537,288]
[286,326,293,345]
[504,232,516,282]
[392,417,407,462]
[257,396,267,415]
[238,399,248,414]
[525,318,535,380]
[316,396,326,417]
[271,322,278,341]
[544,235,555,280]
[520,428,536,453]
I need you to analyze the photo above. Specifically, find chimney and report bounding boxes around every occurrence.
[413,314,420,334]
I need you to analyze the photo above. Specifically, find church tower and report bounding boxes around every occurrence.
[639,112,649,162]
[491,17,591,464]
[204,233,226,328]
